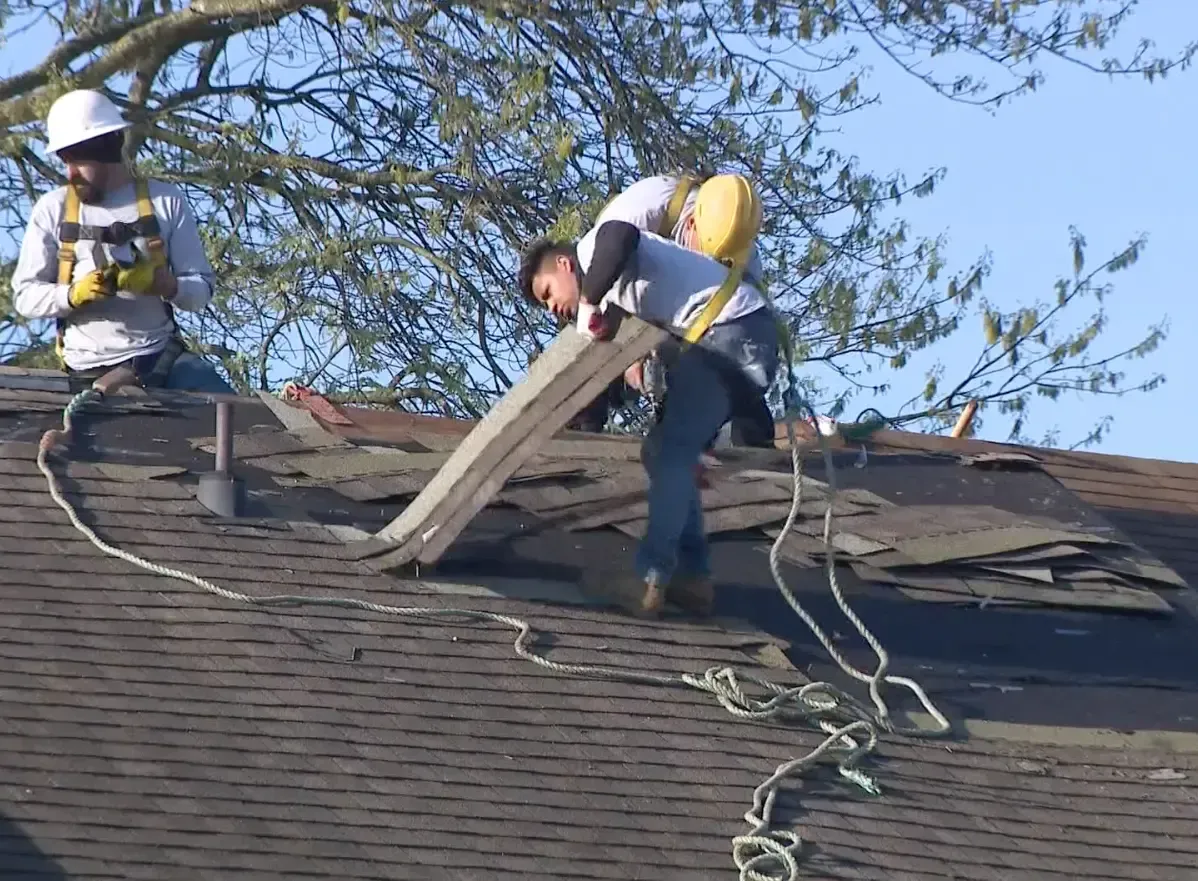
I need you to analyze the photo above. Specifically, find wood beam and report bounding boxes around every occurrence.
[365,316,668,571]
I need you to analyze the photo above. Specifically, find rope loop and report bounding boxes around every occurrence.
[733,830,802,881]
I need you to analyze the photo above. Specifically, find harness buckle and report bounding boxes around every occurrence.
[106,220,136,246]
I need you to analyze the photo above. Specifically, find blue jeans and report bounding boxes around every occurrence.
[637,308,781,583]
[636,346,733,583]
[164,352,235,394]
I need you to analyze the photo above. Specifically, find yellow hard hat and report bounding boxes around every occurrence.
[692,173,762,262]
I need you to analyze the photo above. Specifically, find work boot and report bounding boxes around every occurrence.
[667,573,715,617]
[607,572,665,618]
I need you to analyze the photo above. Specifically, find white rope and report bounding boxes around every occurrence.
[37,384,951,881]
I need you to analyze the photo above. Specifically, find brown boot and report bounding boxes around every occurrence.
[607,573,665,618]
[667,573,715,617]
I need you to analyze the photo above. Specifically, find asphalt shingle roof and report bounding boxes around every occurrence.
[1,369,1196,880]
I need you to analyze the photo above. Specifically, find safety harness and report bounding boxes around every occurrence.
[55,179,188,387]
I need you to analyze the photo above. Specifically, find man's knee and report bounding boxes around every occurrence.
[167,353,235,394]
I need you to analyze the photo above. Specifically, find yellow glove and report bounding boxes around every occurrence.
[116,259,158,295]
[67,267,116,309]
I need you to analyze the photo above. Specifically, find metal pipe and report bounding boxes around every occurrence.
[951,400,978,439]
[214,401,232,474]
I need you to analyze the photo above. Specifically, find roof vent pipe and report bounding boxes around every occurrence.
[197,400,245,517]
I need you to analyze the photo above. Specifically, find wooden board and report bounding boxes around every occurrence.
[364,316,668,569]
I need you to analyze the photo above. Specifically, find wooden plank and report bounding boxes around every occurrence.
[366,316,668,568]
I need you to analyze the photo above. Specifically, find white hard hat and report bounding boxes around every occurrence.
[45,89,131,154]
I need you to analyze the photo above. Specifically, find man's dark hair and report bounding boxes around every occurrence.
[517,237,575,302]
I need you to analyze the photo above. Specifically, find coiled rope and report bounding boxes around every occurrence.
[36,380,949,881]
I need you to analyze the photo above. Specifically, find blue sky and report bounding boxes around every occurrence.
[4,4,1195,461]
[834,4,1198,461]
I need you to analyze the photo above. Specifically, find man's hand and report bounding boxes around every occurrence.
[67,267,116,309]
[150,264,178,301]
[116,259,157,295]
[575,300,614,341]
[117,260,177,300]
[624,359,644,392]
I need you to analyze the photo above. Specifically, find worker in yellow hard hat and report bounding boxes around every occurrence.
[516,172,779,619]
[567,172,776,447]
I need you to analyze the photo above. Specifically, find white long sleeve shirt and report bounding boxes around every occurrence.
[595,174,765,283]
[11,179,216,371]
[576,222,765,332]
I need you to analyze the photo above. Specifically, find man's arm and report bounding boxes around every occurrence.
[580,220,640,306]
[11,193,73,320]
[594,176,680,235]
[160,189,216,313]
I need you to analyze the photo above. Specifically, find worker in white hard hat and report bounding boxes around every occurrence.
[517,173,779,619]
[570,173,776,447]
[10,88,233,393]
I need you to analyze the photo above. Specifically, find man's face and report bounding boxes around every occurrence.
[530,254,581,321]
[58,153,111,204]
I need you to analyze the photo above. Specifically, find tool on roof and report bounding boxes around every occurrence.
[35,329,950,880]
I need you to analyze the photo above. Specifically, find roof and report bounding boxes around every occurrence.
[2,366,1197,880]
[856,426,1198,593]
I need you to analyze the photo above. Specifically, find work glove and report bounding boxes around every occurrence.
[116,258,158,295]
[67,267,116,309]
[575,300,614,342]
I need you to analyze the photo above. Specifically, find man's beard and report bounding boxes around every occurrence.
[70,179,101,203]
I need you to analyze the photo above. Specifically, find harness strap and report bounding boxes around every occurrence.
[55,184,81,285]
[54,185,82,367]
[58,215,161,246]
[682,258,748,345]
[659,174,698,239]
[134,179,167,269]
